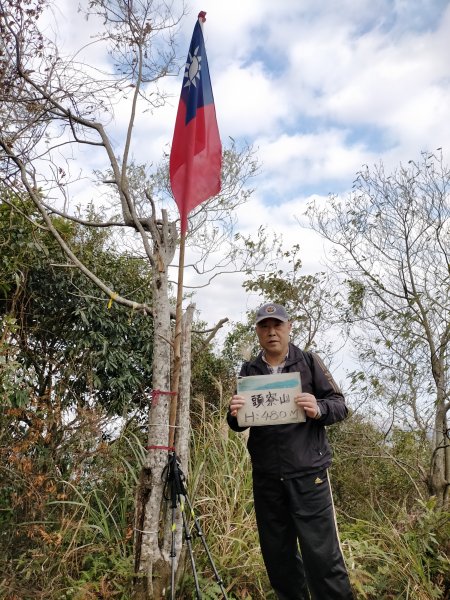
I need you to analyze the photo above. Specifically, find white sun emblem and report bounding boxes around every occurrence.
[184,45,202,88]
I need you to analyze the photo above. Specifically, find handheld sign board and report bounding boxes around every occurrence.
[236,372,306,427]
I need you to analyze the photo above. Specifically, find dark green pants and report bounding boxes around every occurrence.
[253,470,354,600]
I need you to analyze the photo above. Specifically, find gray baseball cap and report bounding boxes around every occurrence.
[255,303,289,324]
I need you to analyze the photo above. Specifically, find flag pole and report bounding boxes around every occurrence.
[163,13,228,597]
[169,225,186,448]
[168,10,221,448]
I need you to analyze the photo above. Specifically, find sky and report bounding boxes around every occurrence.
[49,0,450,361]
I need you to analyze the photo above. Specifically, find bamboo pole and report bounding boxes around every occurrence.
[168,229,186,448]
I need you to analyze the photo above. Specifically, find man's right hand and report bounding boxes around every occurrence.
[229,394,245,417]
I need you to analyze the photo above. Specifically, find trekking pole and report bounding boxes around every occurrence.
[167,454,178,600]
[164,451,202,599]
[179,489,202,598]
[163,451,228,599]
[182,491,228,599]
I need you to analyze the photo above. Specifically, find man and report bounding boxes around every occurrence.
[227,302,354,600]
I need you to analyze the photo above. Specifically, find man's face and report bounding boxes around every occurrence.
[256,318,292,356]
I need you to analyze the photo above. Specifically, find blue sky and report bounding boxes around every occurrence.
[52,0,450,352]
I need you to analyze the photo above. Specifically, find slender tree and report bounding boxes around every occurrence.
[307,151,449,507]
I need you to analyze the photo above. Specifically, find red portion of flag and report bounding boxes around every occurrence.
[170,17,222,235]
[170,104,221,233]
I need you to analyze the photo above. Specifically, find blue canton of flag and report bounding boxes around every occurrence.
[181,20,214,124]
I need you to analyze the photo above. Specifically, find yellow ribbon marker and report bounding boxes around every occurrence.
[107,292,118,310]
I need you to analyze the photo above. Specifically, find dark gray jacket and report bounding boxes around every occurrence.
[226,343,348,478]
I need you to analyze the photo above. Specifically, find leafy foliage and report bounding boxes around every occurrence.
[190,329,235,422]
[1,152,449,598]
[1,384,448,598]
[328,413,430,520]
[1,198,154,414]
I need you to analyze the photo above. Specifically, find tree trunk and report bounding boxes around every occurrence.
[133,216,195,598]
[174,304,195,475]
[161,304,195,589]
[134,257,173,598]
[426,353,449,509]
[428,401,449,508]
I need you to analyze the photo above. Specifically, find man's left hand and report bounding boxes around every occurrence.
[295,393,320,419]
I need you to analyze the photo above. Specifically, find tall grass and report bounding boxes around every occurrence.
[1,428,143,600]
[54,430,145,599]
[180,402,273,599]
[342,498,449,599]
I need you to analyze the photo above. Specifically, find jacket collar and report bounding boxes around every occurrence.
[250,343,303,370]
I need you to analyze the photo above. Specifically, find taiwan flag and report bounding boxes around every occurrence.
[170,12,222,235]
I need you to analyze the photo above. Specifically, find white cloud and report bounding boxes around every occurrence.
[253,130,377,197]
[214,63,289,138]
